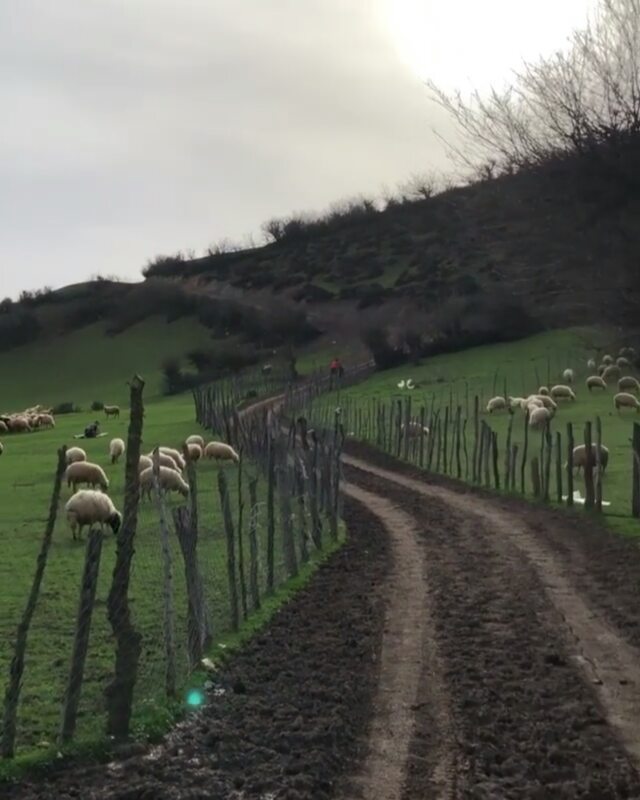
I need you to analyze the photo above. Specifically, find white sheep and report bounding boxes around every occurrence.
[65,462,109,492]
[158,447,186,470]
[146,452,182,472]
[204,441,240,463]
[570,444,609,474]
[185,443,203,461]
[8,417,30,433]
[185,435,205,449]
[538,386,550,396]
[619,376,640,393]
[562,369,574,384]
[36,413,55,429]
[602,354,614,365]
[528,407,552,429]
[602,364,621,383]
[0,421,7,434]
[531,394,557,410]
[586,375,607,392]
[138,455,153,472]
[103,404,120,418]
[614,392,640,412]
[486,396,507,413]
[0,442,3,456]
[587,358,596,370]
[523,397,544,411]
[139,466,190,500]
[550,385,576,401]
[65,490,122,541]
[109,438,126,464]
[508,396,526,410]
[617,356,631,369]
[66,447,87,465]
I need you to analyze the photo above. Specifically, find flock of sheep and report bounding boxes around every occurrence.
[0,405,56,456]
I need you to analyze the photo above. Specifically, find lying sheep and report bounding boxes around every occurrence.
[614,392,640,412]
[550,385,576,401]
[562,369,574,384]
[617,356,631,369]
[109,437,125,464]
[65,461,109,492]
[158,447,186,470]
[185,434,205,449]
[528,407,552,430]
[104,404,120,418]
[586,375,607,392]
[538,386,550,396]
[66,447,87,465]
[587,358,596,370]
[139,466,190,500]
[570,444,609,474]
[602,354,614,365]
[65,490,122,541]
[486,396,507,413]
[204,441,240,463]
[619,376,640,393]
[185,443,203,461]
[602,364,621,383]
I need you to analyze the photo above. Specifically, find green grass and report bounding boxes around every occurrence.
[317,326,640,536]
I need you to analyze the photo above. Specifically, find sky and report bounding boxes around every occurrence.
[1,0,596,299]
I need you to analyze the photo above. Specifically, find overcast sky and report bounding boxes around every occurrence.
[1,0,595,299]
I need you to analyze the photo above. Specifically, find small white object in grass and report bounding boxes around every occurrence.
[218,643,227,649]
[397,380,406,389]
[406,378,415,389]
[200,657,216,671]
[561,489,611,506]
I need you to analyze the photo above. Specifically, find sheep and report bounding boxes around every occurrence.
[158,447,186,470]
[103,405,120,419]
[139,466,190,500]
[486,396,507,413]
[614,392,640,412]
[185,443,203,461]
[598,364,607,376]
[65,490,122,541]
[570,444,609,474]
[8,416,31,433]
[508,396,526,410]
[617,356,631,369]
[530,394,557,411]
[562,368,574,384]
[586,375,607,392]
[65,462,109,492]
[109,438,126,464]
[523,396,544,411]
[0,442,3,456]
[550,385,576,401]
[0,421,7,434]
[602,354,614,365]
[602,364,621,383]
[66,447,87,465]
[587,358,596,370]
[400,421,430,438]
[185,435,205,449]
[204,441,240,463]
[145,452,182,472]
[620,346,636,360]
[139,455,153,472]
[528,407,552,430]
[36,413,55,429]
[619,376,640,393]
[538,386,550,396]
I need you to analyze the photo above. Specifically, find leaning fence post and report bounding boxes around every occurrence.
[1,447,66,758]
[218,469,240,632]
[59,529,104,743]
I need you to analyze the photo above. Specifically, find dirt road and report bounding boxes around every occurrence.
[7,443,640,798]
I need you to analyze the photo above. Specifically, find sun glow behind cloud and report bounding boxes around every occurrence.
[378,0,597,92]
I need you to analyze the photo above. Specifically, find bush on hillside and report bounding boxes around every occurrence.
[91,400,104,411]
[52,402,81,415]
[362,326,408,370]
[0,309,41,351]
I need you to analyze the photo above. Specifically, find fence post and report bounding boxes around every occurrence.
[295,462,310,564]
[543,424,552,502]
[1,447,66,758]
[584,421,595,510]
[531,456,541,497]
[520,411,529,494]
[266,436,276,594]
[59,529,104,743]
[105,374,144,740]
[280,470,298,578]
[442,405,449,474]
[218,469,240,632]
[555,431,563,504]
[248,478,261,610]
[491,431,500,490]
[236,452,248,620]
[472,395,479,482]
[595,416,603,513]
[632,423,640,518]
[567,423,574,507]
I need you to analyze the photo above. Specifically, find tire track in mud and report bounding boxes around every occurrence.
[345,455,640,797]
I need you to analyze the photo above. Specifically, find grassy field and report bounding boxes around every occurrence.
[315,327,640,537]
[0,324,341,766]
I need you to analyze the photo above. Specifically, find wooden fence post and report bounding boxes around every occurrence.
[567,422,574,507]
[632,423,640,518]
[218,469,240,632]
[584,421,595,510]
[59,530,104,743]
[266,437,276,594]
[555,431,563,504]
[173,507,209,669]
[595,416,603,513]
[280,470,298,578]
[491,431,500,490]
[295,462,310,564]
[504,413,514,491]
[472,396,479,482]
[248,478,261,611]
[236,453,248,620]
[443,405,449,474]
[1,448,66,758]
[531,456,541,497]
[520,411,529,494]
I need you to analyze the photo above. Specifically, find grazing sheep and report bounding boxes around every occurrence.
[586,375,607,392]
[620,346,636,360]
[619,376,640,393]
[508,396,526,410]
[598,364,607,376]
[486,396,507,413]
[138,455,153,472]
[145,452,181,472]
[617,356,631,369]
[587,358,596,370]
[185,434,205,449]
[528,407,552,430]
[204,441,240,463]
[602,354,614,365]
[538,386,550,396]
[400,421,430,438]
[570,444,609,474]
[8,416,31,433]
[0,442,3,455]
[36,413,55,429]
[562,369,574,384]
[0,421,7,434]
[65,490,122,541]
[158,447,186,470]
[109,438,126,464]
[103,405,120,418]
[139,466,190,500]
[602,364,621,383]
[66,447,87,465]
[523,397,544,411]
[614,392,640,412]
[550,385,576,401]
[530,394,557,410]
[65,461,109,492]
[185,443,203,461]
